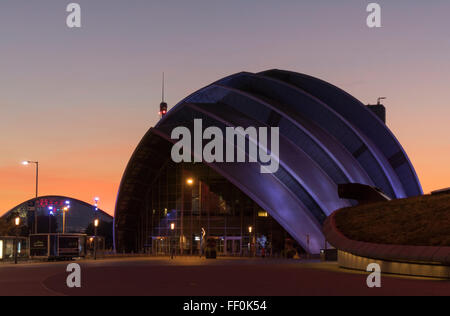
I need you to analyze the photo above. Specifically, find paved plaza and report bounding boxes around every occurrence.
[0,257,448,296]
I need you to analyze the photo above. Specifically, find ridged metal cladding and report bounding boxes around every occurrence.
[114,69,422,253]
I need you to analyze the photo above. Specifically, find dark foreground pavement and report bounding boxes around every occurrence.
[0,257,449,296]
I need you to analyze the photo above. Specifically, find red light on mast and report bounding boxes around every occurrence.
[160,102,167,118]
[159,73,168,118]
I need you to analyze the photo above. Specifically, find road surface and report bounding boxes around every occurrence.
[0,257,448,296]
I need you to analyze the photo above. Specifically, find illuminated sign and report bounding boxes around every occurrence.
[35,198,72,214]
[36,198,66,209]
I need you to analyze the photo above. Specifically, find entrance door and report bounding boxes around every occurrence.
[224,237,241,256]
[153,237,168,255]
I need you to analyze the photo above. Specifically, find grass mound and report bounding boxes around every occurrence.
[334,193,450,246]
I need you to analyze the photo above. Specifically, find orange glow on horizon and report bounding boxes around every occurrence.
[0,143,137,217]
[0,123,449,217]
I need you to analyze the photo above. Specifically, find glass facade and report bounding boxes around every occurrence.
[138,161,301,256]
[0,237,28,261]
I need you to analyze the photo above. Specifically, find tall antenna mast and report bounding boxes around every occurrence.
[377,97,386,105]
[159,72,168,118]
[162,72,165,102]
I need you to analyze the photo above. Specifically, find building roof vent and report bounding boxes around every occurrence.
[367,97,386,124]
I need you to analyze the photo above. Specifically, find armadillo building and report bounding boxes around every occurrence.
[114,70,422,255]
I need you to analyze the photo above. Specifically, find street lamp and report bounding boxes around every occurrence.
[180,179,193,255]
[94,197,100,211]
[62,206,70,234]
[48,206,54,233]
[92,197,100,259]
[93,218,99,260]
[248,226,254,257]
[186,177,203,255]
[22,160,39,234]
[185,178,196,255]
[14,217,20,264]
[170,222,175,259]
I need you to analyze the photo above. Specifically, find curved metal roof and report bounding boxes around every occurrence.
[114,70,422,253]
[2,195,112,220]
[260,69,422,197]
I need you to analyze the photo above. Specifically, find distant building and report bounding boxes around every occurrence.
[1,196,113,248]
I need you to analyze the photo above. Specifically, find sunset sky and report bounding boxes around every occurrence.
[1,0,449,216]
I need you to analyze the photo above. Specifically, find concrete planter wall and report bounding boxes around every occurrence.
[323,210,450,279]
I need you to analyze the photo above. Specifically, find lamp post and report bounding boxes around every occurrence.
[14,217,20,264]
[94,197,100,212]
[186,178,194,255]
[22,161,39,234]
[94,218,99,260]
[62,206,70,234]
[93,197,99,259]
[248,226,253,257]
[170,222,175,259]
[48,206,54,233]
[186,177,202,256]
